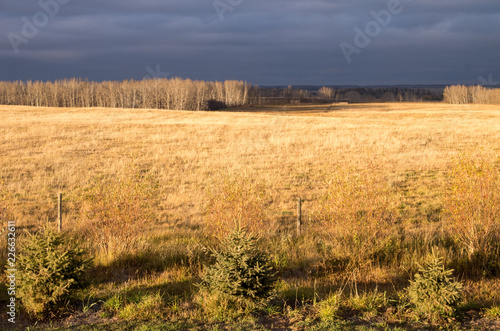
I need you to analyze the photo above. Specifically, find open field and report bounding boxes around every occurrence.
[2,102,500,227]
[1,102,500,329]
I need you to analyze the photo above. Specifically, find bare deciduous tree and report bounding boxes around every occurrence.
[444,85,500,105]
[0,78,251,111]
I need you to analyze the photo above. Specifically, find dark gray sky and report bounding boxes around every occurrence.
[1,0,500,85]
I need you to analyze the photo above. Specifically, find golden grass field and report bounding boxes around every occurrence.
[1,102,499,228]
[2,102,500,329]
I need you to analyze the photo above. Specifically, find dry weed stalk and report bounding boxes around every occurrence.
[318,165,396,269]
[203,173,269,238]
[76,164,158,258]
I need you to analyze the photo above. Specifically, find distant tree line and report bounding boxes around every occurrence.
[0,78,444,110]
[249,86,440,105]
[443,85,500,104]
[0,78,250,110]
[317,86,440,102]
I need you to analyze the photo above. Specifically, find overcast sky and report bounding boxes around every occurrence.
[1,0,500,85]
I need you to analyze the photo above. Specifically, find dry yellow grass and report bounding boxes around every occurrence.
[2,102,500,328]
[1,102,499,230]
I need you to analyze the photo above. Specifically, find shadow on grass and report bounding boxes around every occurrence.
[118,278,196,300]
[85,243,210,286]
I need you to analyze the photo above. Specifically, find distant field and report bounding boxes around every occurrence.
[1,102,499,227]
[1,102,500,330]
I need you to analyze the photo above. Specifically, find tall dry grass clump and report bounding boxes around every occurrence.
[203,174,269,238]
[444,153,500,268]
[317,166,397,270]
[75,165,159,259]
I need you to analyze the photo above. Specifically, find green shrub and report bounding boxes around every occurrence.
[16,226,92,318]
[200,229,277,304]
[408,253,462,319]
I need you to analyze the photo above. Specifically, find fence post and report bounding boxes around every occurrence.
[57,193,62,232]
[297,197,302,236]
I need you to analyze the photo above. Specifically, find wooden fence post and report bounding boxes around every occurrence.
[297,197,302,236]
[58,193,62,232]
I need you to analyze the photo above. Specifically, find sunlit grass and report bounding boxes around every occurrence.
[1,102,500,329]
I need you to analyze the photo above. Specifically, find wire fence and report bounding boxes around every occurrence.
[2,193,310,236]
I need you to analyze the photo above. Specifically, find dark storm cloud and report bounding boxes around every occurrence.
[1,0,499,85]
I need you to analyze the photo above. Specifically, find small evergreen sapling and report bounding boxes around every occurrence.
[408,253,462,318]
[16,227,92,318]
[200,229,276,302]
